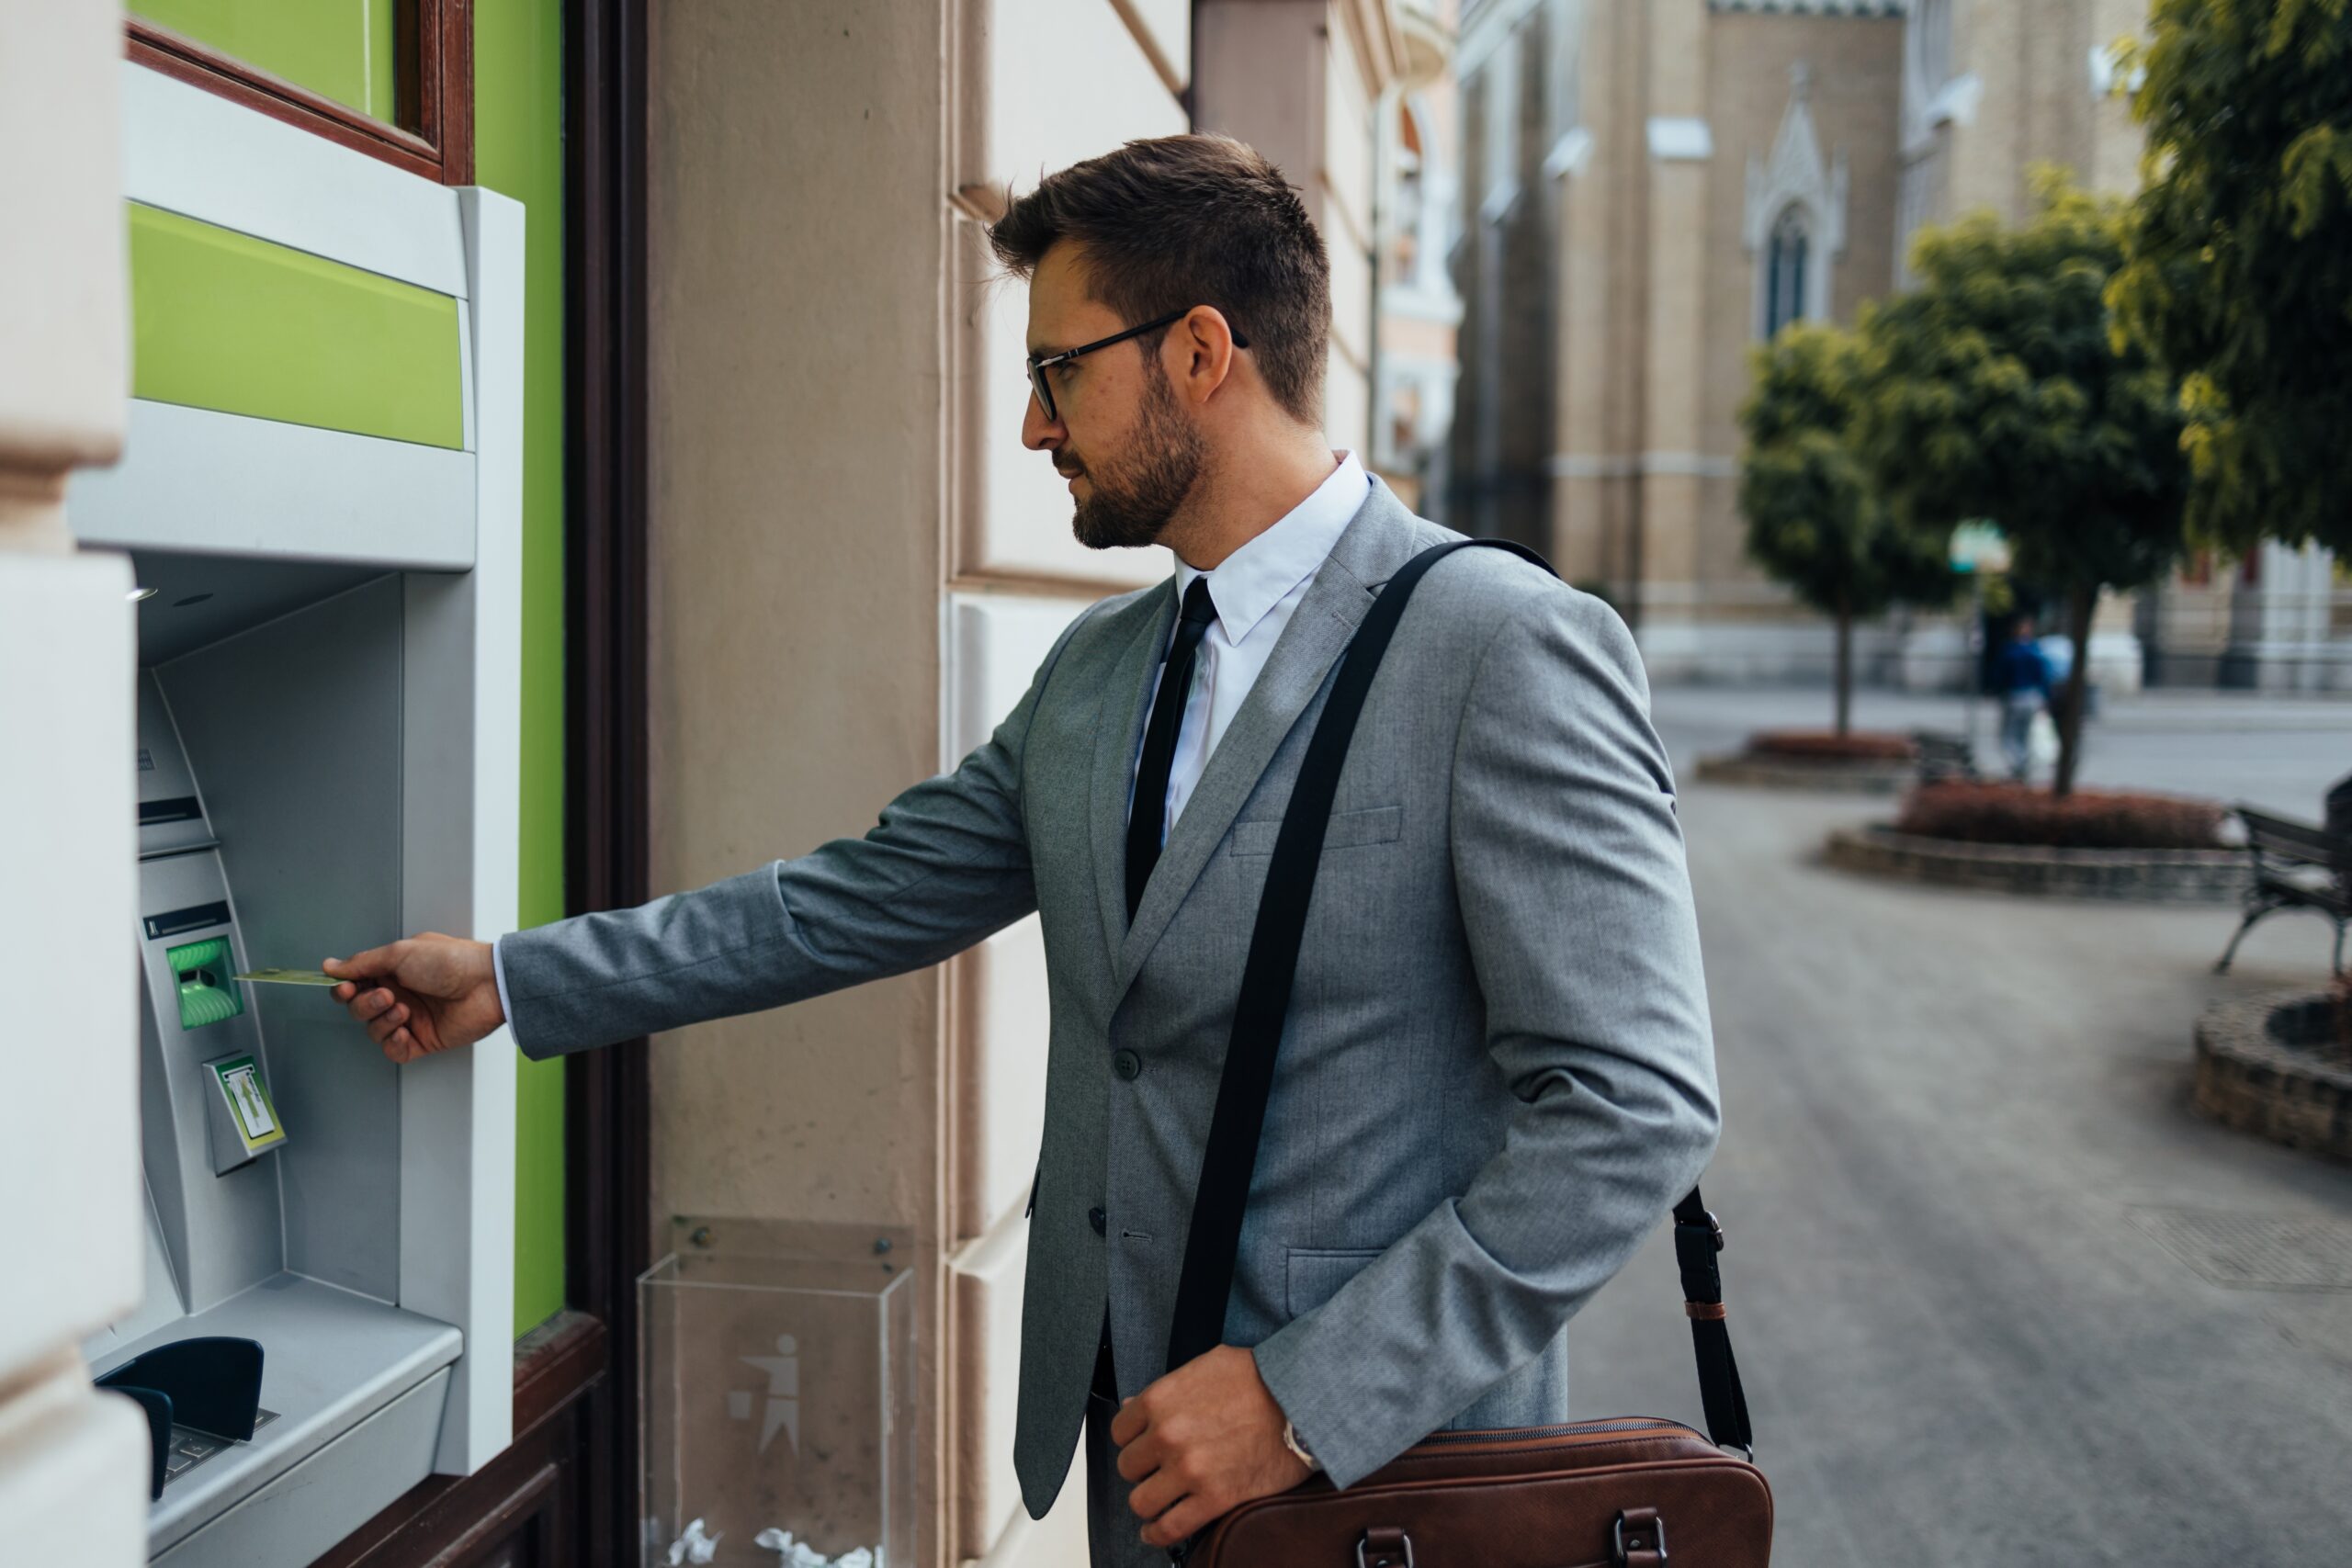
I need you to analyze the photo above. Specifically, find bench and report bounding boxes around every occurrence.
[1909,728,1978,784]
[2214,807,2350,976]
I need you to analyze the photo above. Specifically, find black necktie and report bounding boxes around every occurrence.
[1126,578,1218,921]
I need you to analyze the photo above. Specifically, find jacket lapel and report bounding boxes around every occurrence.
[1112,479,1430,991]
[1089,586,1177,969]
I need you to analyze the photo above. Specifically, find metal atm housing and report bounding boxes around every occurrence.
[69,64,524,1568]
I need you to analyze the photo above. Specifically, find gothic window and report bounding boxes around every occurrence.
[1764,207,1811,340]
[1917,0,1953,91]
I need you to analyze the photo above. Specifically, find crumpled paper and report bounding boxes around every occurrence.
[665,1518,722,1565]
[752,1528,878,1567]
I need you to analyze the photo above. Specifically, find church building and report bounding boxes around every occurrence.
[1449,0,2351,693]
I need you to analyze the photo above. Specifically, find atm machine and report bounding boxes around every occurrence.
[65,65,524,1568]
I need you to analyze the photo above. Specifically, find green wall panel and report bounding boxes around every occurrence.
[135,1,399,122]
[476,0,571,1339]
[130,203,464,449]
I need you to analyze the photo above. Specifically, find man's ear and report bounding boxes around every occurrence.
[1172,306,1240,407]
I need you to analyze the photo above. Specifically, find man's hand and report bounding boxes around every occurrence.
[1111,1345,1312,1549]
[324,933,503,1064]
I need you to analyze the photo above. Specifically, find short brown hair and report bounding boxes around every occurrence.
[989,134,1329,425]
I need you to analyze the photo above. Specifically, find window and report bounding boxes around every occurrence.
[1917,0,1953,92]
[127,1,473,185]
[1763,207,1811,340]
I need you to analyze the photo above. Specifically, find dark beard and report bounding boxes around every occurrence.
[1069,371,1205,550]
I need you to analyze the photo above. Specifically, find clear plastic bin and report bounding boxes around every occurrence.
[640,1224,915,1567]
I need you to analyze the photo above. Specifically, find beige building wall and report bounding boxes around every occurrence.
[1196,0,1410,458]
[646,5,1413,1565]
[1476,0,1907,679]
[0,3,152,1566]
[1687,14,1905,653]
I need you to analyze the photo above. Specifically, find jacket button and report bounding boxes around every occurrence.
[1089,1206,1107,1236]
[1113,1049,1142,1081]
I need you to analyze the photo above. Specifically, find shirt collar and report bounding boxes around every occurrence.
[1174,451,1370,646]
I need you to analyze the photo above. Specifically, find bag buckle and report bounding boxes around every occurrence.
[1357,1529,1415,1568]
[1613,1509,1668,1564]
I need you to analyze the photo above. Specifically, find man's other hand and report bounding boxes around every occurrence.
[324,934,503,1064]
[1111,1344,1312,1549]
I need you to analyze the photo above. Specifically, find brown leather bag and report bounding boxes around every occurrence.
[1169,541,1773,1567]
[1191,1416,1772,1567]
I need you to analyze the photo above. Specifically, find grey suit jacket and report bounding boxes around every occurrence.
[501,478,1720,1510]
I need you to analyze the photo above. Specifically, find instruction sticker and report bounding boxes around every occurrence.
[210,1055,286,1156]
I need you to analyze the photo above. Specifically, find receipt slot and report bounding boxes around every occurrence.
[67,68,525,1568]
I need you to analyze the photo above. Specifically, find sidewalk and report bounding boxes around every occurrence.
[1565,713,2352,1565]
[1648,682,2351,820]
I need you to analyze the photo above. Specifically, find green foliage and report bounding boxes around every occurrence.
[1853,175,2188,597]
[1738,321,1954,624]
[1851,175,2188,795]
[2109,0,2352,555]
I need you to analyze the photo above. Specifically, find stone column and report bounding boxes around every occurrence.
[1634,0,1712,672]
[0,3,152,1563]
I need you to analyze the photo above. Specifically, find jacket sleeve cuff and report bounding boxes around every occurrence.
[1250,1301,1425,1491]
[491,934,527,1058]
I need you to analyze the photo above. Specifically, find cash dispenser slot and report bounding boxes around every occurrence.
[91,582,464,1567]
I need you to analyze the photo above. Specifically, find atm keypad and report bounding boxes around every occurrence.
[158,1409,277,1489]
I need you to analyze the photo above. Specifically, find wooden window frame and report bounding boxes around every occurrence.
[126,1,474,186]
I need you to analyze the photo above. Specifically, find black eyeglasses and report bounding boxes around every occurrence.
[1025,307,1250,424]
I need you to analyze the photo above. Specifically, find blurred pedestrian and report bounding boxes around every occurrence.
[1996,614,2054,781]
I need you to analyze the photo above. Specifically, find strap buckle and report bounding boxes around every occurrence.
[1702,1210,1724,1251]
[1613,1509,1668,1564]
[1357,1529,1415,1568]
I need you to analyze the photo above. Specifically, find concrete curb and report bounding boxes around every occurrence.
[2193,989,2352,1164]
[1823,822,2248,903]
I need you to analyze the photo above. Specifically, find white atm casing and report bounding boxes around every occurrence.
[69,62,524,1568]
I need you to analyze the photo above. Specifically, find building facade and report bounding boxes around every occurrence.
[1449,0,2352,693]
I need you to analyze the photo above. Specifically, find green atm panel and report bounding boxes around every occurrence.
[168,937,243,1031]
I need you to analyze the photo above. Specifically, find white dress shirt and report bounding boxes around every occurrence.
[1127,450,1370,843]
[495,451,1372,1032]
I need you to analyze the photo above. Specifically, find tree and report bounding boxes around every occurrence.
[2109,0,2352,557]
[1738,321,1954,737]
[1852,176,2188,796]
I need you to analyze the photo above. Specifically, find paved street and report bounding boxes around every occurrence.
[1568,686,2352,1565]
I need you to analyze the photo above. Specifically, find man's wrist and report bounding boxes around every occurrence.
[488,935,516,1035]
[1280,1417,1321,1473]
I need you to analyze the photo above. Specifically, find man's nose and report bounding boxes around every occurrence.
[1022,389,1063,452]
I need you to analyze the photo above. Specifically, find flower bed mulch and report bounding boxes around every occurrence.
[1693,728,1923,794]
[1893,781,2228,852]
[1746,729,1918,762]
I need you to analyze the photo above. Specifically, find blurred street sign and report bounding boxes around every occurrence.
[1950,521,2010,573]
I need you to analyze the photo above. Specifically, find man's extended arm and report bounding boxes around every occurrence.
[332,605,1096,1063]
[1248,585,1722,1488]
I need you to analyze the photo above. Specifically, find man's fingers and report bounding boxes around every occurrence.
[1140,1495,1216,1550]
[352,988,399,1022]
[1125,1461,1188,1521]
[1108,1397,1148,1449]
[367,1004,410,1047]
[383,1027,422,1065]
[1114,1428,1165,1484]
[325,941,410,982]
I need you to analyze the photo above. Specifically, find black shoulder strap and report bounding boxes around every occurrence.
[1162,538,1753,1458]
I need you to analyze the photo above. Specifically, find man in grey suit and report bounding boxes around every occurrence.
[326,134,1719,1565]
